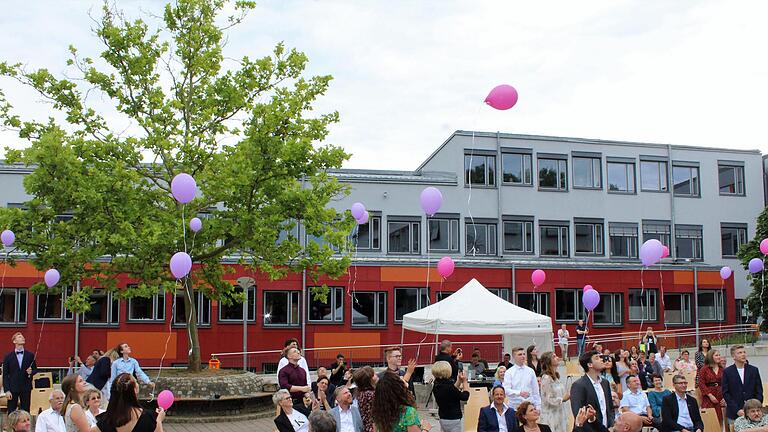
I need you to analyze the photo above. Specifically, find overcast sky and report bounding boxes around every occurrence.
[1,1,767,170]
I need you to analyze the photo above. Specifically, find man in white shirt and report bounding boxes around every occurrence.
[330,386,363,432]
[276,338,312,387]
[656,346,673,372]
[502,346,540,410]
[620,375,658,428]
[35,390,66,432]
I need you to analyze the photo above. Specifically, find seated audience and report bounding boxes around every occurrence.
[619,375,659,429]
[516,401,550,432]
[661,374,704,432]
[734,399,768,432]
[646,374,671,423]
[674,350,696,374]
[478,385,520,432]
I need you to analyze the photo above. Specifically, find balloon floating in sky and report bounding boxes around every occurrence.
[484,85,519,110]
[171,173,197,204]
[531,269,546,286]
[719,266,732,280]
[420,187,443,217]
[170,252,192,279]
[350,203,366,220]
[44,269,60,288]
[189,217,202,233]
[748,258,764,274]
[437,256,455,279]
[583,289,600,311]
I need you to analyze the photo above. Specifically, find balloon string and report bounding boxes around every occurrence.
[639,267,645,345]
[34,289,50,359]
[466,104,482,257]
[660,264,667,334]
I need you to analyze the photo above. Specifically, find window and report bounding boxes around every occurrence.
[387,220,420,254]
[487,288,509,301]
[609,223,638,258]
[219,285,257,322]
[673,164,700,197]
[593,293,623,326]
[0,289,26,324]
[394,288,429,322]
[540,223,569,257]
[640,160,668,192]
[675,225,703,260]
[428,218,459,253]
[721,223,748,258]
[352,292,386,327]
[664,294,692,325]
[466,222,497,256]
[465,154,496,187]
[516,292,549,316]
[173,291,211,326]
[128,292,166,321]
[264,291,300,326]
[628,289,657,322]
[574,221,604,256]
[643,221,671,247]
[81,290,119,325]
[308,286,343,323]
[503,219,534,254]
[718,164,745,195]
[698,290,725,321]
[538,157,568,190]
[572,156,601,189]
[436,291,453,301]
[555,289,585,321]
[351,215,381,251]
[36,289,73,321]
[607,160,635,193]
[502,152,532,185]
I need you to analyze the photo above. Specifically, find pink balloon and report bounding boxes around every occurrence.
[437,256,455,279]
[760,239,768,255]
[531,269,546,286]
[44,269,60,288]
[170,252,192,279]
[420,187,443,216]
[583,284,593,291]
[661,245,669,258]
[171,173,196,204]
[157,390,174,410]
[484,85,519,110]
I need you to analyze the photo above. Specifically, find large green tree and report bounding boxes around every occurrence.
[737,205,768,329]
[0,0,353,371]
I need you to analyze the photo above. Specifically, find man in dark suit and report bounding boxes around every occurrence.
[569,350,614,431]
[661,374,703,432]
[478,385,520,432]
[722,344,763,423]
[2,332,37,412]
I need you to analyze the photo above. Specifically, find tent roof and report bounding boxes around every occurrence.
[401,278,553,335]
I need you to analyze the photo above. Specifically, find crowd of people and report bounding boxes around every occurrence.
[275,333,766,432]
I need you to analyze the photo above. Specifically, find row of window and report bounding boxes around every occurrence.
[464,150,746,197]
[0,286,725,328]
[352,215,747,260]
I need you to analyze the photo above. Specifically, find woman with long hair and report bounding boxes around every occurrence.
[493,366,506,387]
[538,352,568,432]
[353,366,378,432]
[372,371,430,432]
[526,345,541,377]
[60,374,91,432]
[6,409,31,432]
[699,349,725,425]
[516,401,551,432]
[614,349,631,393]
[695,338,711,386]
[628,345,640,362]
[92,373,165,432]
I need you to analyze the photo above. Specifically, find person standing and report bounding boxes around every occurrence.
[695,338,711,387]
[557,325,570,361]
[86,348,116,406]
[329,354,348,387]
[642,328,658,354]
[434,340,459,381]
[502,346,540,410]
[279,347,312,404]
[526,346,541,378]
[539,352,568,432]
[371,371,430,432]
[277,339,312,388]
[636,351,652,390]
[3,332,37,413]
[108,343,154,394]
[661,374,704,432]
[576,320,588,356]
[378,347,416,392]
[723,344,764,423]
[698,349,725,425]
[431,361,469,432]
[330,386,363,432]
[569,350,614,431]
[351,367,377,432]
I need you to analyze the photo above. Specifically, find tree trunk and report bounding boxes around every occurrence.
[182,279,202,372]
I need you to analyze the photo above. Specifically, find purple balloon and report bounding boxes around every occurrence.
[639,239,664,267]
[350,203,366,220]
[583,289,600,311]
[356,210,369,225]
[749,258,764,274]
[44,269,60,288]
[420,187,443,216]
[189,217,202,233]
[171,173,197,204]
[1,229,15,247]
[170,252,192,279]
[720,266,732,280]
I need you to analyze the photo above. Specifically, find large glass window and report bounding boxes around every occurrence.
[502,153,532,185]
[264,291,300,326]
[643,221,671,247]
[718,164,745,195]
[721,224,747,258]
[308,286,343,322]
[388,220,420,254]
[428,219,459,253]
[219,285,257,322]
[487,288,510,301]
[607,161,635,193]
[673,165,700,197]
[675,225,703,260]
[573,157,601,189]
[664,294,692,325]
[351,216,381,251]
[465,154,496,187]
[540,224,569,257]
[574,222,603,256]
[0,289,27,324]
[352,292,386,327]
[37,290,73,321]
[128,292,165,321]
[698,290,725,321]
[593,293,623,325]
[555,289,584,321]
[516,292,549,316]
[538,158,568,190]
[609,223,638,258]
[466,222,497,256]
[628,289,657,322]
[394,288,429,322]
[82,291,119,325]
[173,291,211,326]
[503,220,534,254]
[640,161,668,192]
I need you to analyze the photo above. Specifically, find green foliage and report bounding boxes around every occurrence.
[737,205,768,329]
[0,0,352,342]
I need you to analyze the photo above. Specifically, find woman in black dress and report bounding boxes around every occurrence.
[91,373,165,432]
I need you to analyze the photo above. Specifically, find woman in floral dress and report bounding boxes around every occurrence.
[539,352,569,432]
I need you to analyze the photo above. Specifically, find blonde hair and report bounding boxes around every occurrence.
[7,409,30,431]
[495,366,506,380]
[431,361,452,379]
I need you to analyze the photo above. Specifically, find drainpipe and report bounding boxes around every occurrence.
[74,280,80,358]
[694,265,699,344]
[667,145,676,258]
[497,132,503,260]
[302,268,307,355]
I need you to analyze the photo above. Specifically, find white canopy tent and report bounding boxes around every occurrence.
[401,278,554,353]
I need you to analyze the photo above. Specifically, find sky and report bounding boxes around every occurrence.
[0,1,767,171]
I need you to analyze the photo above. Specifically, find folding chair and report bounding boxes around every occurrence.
[700,408,721,432]
[463,387,490,432]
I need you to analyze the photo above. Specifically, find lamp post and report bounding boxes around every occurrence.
[237,277,256,371]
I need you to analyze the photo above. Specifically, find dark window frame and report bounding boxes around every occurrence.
[606,160,636,194]
[663,293,692,325]
[628,288,658,322]
[263,290,301,327]
[540,222,570,257]
[172,290,212,327]
[516,292,550,316]
[718,163,745,196]
[609,223,639,259]
[503,218,535,255]
[351,215,382,251]
[81,290,120,327]
[697,290,725,322]
[465,221,498,256]
[387,218,421,255]
[574,220,604,256]
[640,160,669,192]
[672,164,701,197]
[593,293,623,326]
[0,289,27,326]
[351,291,387,328]
[36,288,74,322]
[218,285,257,323]
[538,157,568,191]
[572,156,602,190]
[427,218,460,253]
[307,286,344,324]
[721,223,748,258]
[464,153,497,187]
[394,287,429,322]
[127,292,166,322]
[555,289,586,322]
[502,152,533,186]
[675,224,703,261]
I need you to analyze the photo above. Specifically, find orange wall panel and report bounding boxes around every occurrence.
[312,332,381,361]
[380,267,442,283]
[673,271,722,286]
[107,332,177,359]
